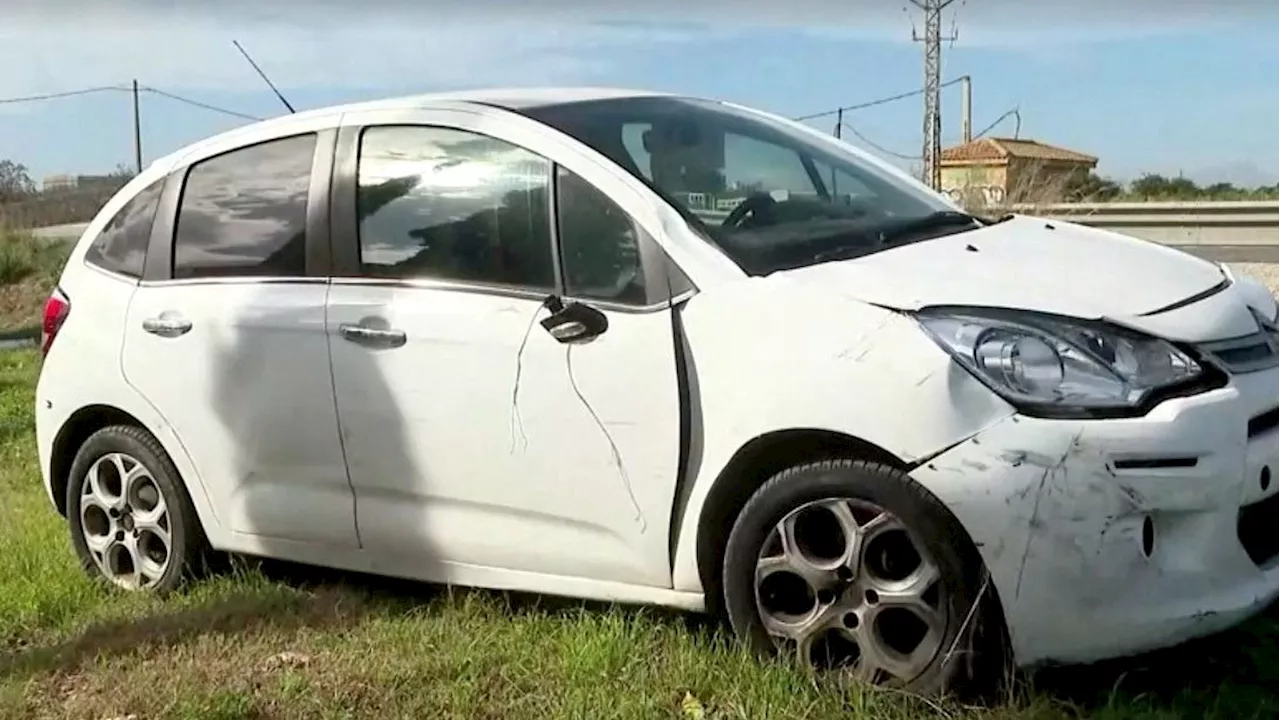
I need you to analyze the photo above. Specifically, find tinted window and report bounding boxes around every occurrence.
[556,167,648,305]
[522,97,958,275]
[84,179,163,278]
[356,126,554,289]
[173,134,316,279]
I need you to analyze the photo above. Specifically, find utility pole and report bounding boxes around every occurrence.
[960,74,972,143]
[131,79,143,174]
[910,0,959,190]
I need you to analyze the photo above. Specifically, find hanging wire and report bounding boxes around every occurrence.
[838,122,921,160]
[140,86,262,121]
[0,83,261,121]
[791,76,966,122]
[973,107,1022,139]
[0,85,131,104]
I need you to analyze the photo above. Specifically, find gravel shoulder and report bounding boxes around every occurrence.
[1230,262,1279,295]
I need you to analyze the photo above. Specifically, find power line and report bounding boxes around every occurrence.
[140,86,263,121]
[838,122,921,161]
[0,83,261,121]
[791,76,966,123]
[0,85,130,105]
[973,107,1022,140]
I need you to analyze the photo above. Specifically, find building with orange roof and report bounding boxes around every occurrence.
[939,137,1098,206]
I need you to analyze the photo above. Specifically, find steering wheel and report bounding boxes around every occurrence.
[722,192,777,229]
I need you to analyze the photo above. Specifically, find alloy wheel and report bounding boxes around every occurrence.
[753,497,948,684]
[77,452,173,590]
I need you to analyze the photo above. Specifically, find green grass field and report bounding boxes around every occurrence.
[0,350,1274,719]
[0,232,73,335]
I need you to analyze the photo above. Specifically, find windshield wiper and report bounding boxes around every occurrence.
[811,241,874,264]
[875,210,983,245]
[807,210,981,264]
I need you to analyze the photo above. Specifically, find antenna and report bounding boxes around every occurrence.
[232,39,295,114]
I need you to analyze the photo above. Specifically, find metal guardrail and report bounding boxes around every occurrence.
[691,200,1279,249]
[1000,200,1279,248]
[19,201,1280,250]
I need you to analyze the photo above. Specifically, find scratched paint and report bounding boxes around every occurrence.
[913,400,1276,667]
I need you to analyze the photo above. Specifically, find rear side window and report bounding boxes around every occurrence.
[84,179,164,278]
[173,134,316,280]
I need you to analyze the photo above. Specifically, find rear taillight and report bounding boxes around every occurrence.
[40,288,70,357]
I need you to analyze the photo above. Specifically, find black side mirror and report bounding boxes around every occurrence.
[540,298,608,344]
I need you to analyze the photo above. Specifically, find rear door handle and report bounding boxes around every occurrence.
[339,323,406,349]
[142,315,192,338]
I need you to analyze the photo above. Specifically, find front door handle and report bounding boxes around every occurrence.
[142,314,192,338]
[339,322,406,349]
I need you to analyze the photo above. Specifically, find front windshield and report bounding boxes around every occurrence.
[521,96,975,276]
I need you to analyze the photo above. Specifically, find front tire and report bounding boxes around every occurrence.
[65,424,206,594]
[721,459,990,695]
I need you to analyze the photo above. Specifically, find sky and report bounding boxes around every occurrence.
[4,0,1278,188]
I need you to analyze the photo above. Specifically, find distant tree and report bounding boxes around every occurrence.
[109,163,137,180]
[1129,173,1201,200]
[1064,171,1122,202]
[0,159,36,202]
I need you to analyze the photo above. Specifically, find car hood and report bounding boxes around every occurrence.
[772,215,1231,328]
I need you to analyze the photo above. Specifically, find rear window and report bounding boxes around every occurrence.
[84,179,164,278]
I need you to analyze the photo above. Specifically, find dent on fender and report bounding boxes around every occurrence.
[911,405,1264,662]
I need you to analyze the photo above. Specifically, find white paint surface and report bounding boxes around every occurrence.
[32,88,1280,674]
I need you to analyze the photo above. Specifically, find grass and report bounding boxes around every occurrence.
[0,232,73,334]
[0,350,1274,719]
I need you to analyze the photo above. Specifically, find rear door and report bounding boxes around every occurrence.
[121,127,359,548]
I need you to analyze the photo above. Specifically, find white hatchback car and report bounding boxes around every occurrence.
[35,88,1278,693]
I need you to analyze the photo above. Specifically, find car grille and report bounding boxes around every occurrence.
[1196,330,1279,375]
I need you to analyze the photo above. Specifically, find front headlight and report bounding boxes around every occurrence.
[915,308,1203,416]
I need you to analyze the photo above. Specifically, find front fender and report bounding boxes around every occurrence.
[669,279,1015,593]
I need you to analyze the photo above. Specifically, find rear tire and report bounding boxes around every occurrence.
[65,424,207,594]
[721,459,992,695]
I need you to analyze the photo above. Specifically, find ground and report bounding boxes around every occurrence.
[0,234,1275,718]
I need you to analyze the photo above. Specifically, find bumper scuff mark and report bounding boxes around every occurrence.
[1012,430,1082,599]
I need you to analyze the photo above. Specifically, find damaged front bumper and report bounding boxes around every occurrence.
[913,366,1279,668]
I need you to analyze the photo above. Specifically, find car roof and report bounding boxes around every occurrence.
[293,86,678,118]
[145,86,679,175]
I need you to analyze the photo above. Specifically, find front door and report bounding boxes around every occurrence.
[325,112,685,588]
[122,131,359,548]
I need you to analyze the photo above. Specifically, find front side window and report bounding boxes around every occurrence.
[85,178,164,278]
[173,134,315,280]
[356,125,554,290]
[522,97,967,276]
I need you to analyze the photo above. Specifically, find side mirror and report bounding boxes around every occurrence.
[540,299,608,344]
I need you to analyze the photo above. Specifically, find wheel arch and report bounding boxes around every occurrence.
[693,428,906,612]
[49,404,150,517]
[691,427,1011,663]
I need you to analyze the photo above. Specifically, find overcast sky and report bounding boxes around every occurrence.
[4,0,1277,185]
